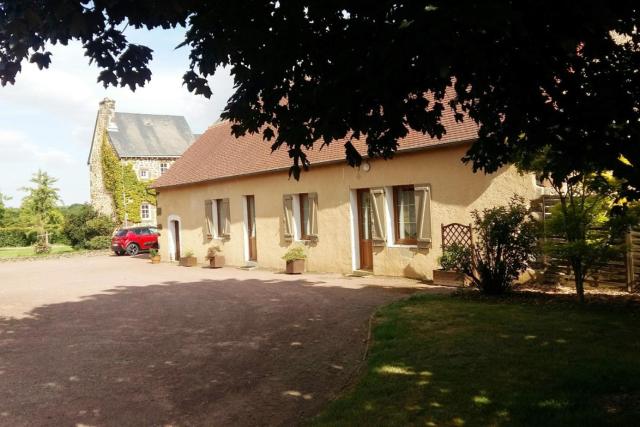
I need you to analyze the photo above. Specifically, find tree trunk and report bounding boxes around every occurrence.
[572,259,585,304]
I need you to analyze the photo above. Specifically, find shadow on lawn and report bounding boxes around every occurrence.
[0,277,429,426]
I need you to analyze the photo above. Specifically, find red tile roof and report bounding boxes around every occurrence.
[152,114,478,189]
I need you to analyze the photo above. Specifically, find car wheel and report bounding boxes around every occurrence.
[116,250,125,256]
[126,243,140,256]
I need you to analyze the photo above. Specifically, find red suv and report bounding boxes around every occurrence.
[111,226,159,256]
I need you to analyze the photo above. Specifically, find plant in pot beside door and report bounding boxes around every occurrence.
[149,248,161,264]
[282,245,307,274]
[179,249,198,267]
[205,245,225,268]
[433,243,470,286]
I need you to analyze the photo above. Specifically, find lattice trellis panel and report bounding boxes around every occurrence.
[441,223,473,249]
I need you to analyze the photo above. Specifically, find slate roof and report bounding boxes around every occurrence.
[107,113,195,158]
[152,112,479,189]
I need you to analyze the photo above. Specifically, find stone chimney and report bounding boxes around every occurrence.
[89,98,117,218]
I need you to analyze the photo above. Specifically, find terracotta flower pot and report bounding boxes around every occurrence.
[179,256,198,267]
[285,259,305,274]
[150,255,161,264]
[433,269,465,286]
[208,255,225,268]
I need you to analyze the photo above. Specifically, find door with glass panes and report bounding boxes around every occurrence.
[357,189,374,270]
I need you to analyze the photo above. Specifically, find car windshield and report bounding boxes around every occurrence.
[115,229,128,237]
[149,227,158,235]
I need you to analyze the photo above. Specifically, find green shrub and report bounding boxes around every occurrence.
[438,243,472,271]
[62,204,115,249]
[0,227,36,247]
[86,235,112,250]
[459,196,539,295]
[282,245,307,262]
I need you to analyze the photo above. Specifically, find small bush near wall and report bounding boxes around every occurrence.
[451,196,539,295]
[86,235,112,250]
[0,227,37,247]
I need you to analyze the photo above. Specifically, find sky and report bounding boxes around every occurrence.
[0,28,235,208]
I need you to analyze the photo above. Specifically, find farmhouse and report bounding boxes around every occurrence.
[88,98,197,225]
[152,116,547,280]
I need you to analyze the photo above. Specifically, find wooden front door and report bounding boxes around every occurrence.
[357,189,374,270]
[246,195,257,261]
[172,220,181,260]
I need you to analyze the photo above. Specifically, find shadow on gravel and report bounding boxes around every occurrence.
[0,278,428,426]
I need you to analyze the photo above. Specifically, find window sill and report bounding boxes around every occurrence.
[387,243,418,249]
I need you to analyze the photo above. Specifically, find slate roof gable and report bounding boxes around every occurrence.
[107,112,195,158]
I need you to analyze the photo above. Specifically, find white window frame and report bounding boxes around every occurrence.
[289,193,318,242]
[206,198,228,239]
[384,186,418,248]
[160,162,169,175]
[139,168,149,179]
[211,199,221,238]
[141,203,151,220]
[291,194,302,241]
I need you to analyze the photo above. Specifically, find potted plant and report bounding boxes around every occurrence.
[282,245,307,274]
[149,248,161,264]
[179,249,198,267]
[205,245,225,268]
[433,243,469,286]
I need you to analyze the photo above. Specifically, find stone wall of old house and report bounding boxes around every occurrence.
[89,99,182,226]
[124,158,178,226]
[89,98,116,218]
[129,158,178,181]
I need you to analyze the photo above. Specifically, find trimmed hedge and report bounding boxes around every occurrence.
[0,227,37,247]
[0,227,67,247]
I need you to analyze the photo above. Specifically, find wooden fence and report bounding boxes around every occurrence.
[532,195,637,292]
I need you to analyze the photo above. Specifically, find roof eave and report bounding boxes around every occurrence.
[151,138,476,190]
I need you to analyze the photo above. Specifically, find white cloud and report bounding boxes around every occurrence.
[0,28,235,207]
[0,130,73,165]
[2,38,233,132]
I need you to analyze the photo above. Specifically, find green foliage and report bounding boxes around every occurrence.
[86,235,112,250]
[282,245,307,262]
[0,191,10,226]
[100,136,155,224]
[149,248,159,257]
[62,204,115,249]
[183,249,195,258]
[438,243,472,271]
[3,3,640,188]
[0,207,21,227]
[543,174,628,302]
[460,196,539,295]
[0,227,37,247]
[20,170,63,239]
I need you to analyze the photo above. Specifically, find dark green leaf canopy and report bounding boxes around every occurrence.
[2,1,639,191]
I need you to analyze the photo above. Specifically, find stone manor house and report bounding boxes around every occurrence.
[88,98,197,225]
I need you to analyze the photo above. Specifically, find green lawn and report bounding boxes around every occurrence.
[313,293,640,427]
[0,244,75,259]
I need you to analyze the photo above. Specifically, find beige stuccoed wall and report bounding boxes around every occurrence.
[156,143,542,279]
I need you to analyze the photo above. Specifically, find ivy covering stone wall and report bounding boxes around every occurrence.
[100,136,156,224]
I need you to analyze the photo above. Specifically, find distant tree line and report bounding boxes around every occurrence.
[0,170,115,251]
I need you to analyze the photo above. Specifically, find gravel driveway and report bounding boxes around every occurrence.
[0,255,440,426]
